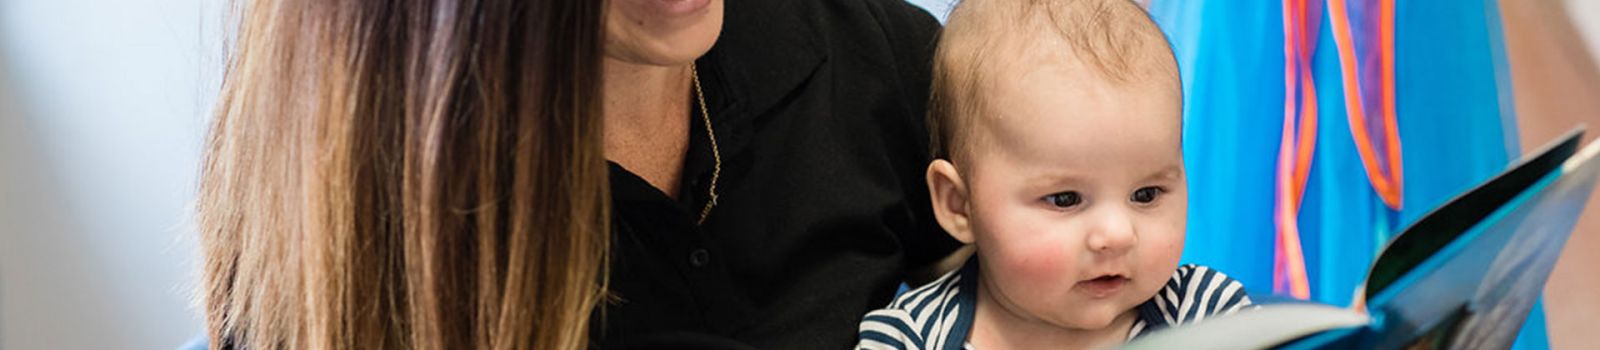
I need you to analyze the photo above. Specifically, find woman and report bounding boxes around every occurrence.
[199,0,957,348]
[596,0,962,348]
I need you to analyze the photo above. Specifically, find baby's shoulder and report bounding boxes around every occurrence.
[857,261,978,350]
[1150,264,1255,322]
[1167,264,1247,287]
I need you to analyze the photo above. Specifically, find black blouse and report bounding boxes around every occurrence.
[593,0,961,348]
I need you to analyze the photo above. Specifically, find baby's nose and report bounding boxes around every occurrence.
[1086,210,1138,252]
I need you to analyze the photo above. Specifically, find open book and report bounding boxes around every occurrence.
[1124,126,1600,350]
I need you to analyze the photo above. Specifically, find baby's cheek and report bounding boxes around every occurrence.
[993,238,1079,290]
[1137,229,1186,282]
[1151,224,1186,260]
[973,210,1083,293]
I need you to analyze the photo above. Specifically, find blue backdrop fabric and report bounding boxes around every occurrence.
[1147,0,1545,348]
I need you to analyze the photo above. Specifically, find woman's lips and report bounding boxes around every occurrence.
[1075,275,1129,298]
[637,0,712,17]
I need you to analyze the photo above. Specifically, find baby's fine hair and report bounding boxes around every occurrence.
[927,0,1180,160]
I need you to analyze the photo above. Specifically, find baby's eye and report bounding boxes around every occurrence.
[1130,186,1166,204]
[1043,191,1083,208]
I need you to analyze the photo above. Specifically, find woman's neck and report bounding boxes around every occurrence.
[601,57,694,197]
[602,59,693,125]
[969,279,1138,350]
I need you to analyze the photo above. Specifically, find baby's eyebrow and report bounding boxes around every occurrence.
[1025,170,1088,189]
[1140,165,1184,183]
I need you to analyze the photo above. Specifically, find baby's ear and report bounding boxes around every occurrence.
[927,159,976,244]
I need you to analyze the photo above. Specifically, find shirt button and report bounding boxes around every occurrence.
[689,249,711,267]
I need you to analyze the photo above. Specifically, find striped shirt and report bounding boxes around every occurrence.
[857,258,1253,350]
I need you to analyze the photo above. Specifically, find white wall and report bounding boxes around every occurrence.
[907,0,954,22]
[1568,1,1600,57]
[0,0,222,348]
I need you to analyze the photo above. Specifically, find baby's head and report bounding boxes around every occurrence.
[925,0,1184,332]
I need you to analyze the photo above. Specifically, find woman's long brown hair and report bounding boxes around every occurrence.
[198,0,607,348]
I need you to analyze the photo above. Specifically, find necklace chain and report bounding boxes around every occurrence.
[691,64,721,225]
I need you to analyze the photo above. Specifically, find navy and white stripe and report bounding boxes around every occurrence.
[857,259,1253,350]
[857,257,978,350]
[1129,264,1254,337]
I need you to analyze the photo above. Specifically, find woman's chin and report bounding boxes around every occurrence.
[604,0,722,67]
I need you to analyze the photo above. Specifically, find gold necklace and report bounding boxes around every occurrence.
[691,63,721,225]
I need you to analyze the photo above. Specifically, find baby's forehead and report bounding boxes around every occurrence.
[975,61,1177,124]
[984,35,1177,96]
[964,66,1184,161]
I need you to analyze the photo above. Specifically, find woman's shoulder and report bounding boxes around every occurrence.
[720,0,939,70]
[731,0,938,33]
[707,0,939,106]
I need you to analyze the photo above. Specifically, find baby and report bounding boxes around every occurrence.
[857,0,1251,349]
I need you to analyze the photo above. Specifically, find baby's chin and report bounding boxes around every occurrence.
[1039,299,1140,331]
